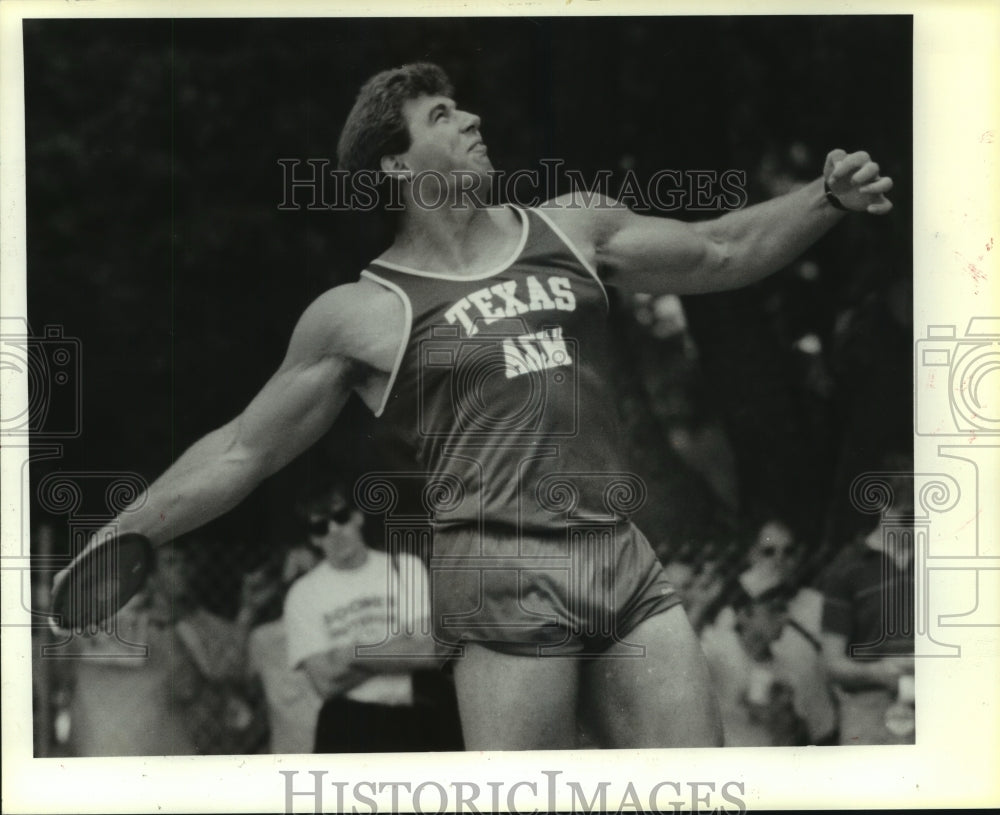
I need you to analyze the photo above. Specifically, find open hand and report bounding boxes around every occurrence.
[824,149,894,214]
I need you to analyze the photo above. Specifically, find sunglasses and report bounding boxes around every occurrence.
[307,506,355,536]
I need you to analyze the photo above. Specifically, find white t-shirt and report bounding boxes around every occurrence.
[283,551,431,706]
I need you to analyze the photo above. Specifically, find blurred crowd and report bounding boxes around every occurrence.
[34,467,914,755]
[36,481,464,757]
[669,497,916,748]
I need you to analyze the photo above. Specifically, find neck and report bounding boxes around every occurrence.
[327,544,369,571]
[390,196,507,273]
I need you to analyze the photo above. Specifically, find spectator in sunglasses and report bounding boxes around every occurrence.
[282,482,462,752]
[702,520,838,745]
[700,568,809,745]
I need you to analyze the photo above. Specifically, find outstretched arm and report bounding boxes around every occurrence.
[89,287,366,547]
[555,149,893,295]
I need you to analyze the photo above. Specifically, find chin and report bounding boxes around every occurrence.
[457,166,494,202]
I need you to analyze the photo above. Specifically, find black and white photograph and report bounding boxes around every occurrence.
[1,1,998,812]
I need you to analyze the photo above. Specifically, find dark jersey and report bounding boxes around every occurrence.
[362,206,641,536]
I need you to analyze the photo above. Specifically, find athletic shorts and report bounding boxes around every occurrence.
[428,522,682,656]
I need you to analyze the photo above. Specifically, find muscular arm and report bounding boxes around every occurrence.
[548,149,893,295]
[600,177,845,294]
[90,287,370,547]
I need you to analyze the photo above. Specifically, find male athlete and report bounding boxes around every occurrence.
[65,62,893,750]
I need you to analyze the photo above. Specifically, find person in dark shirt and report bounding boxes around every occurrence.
[817,490,915,744]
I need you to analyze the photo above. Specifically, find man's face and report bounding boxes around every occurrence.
[749,522,799,582]
[394,94,492,181]
[307,495,367,568]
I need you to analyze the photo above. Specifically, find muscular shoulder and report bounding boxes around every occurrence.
[538,193,631,259]
[291,278,403,370]
[296,279,397,344]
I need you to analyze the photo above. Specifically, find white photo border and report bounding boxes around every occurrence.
[2,0,998,812]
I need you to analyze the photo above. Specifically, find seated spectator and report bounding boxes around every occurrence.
[703,520,837,745]
[744,521,838,745]
[700,570,808,746]
[58,539,271,756]
[816,491,915,745]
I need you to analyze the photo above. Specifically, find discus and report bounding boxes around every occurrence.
[49,532,154,631]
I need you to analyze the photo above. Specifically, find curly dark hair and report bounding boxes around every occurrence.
[337,62,454,175]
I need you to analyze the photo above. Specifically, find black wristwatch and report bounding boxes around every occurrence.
[824,178,849,211]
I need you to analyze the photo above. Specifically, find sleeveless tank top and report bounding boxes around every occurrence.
[361,206,640,536]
